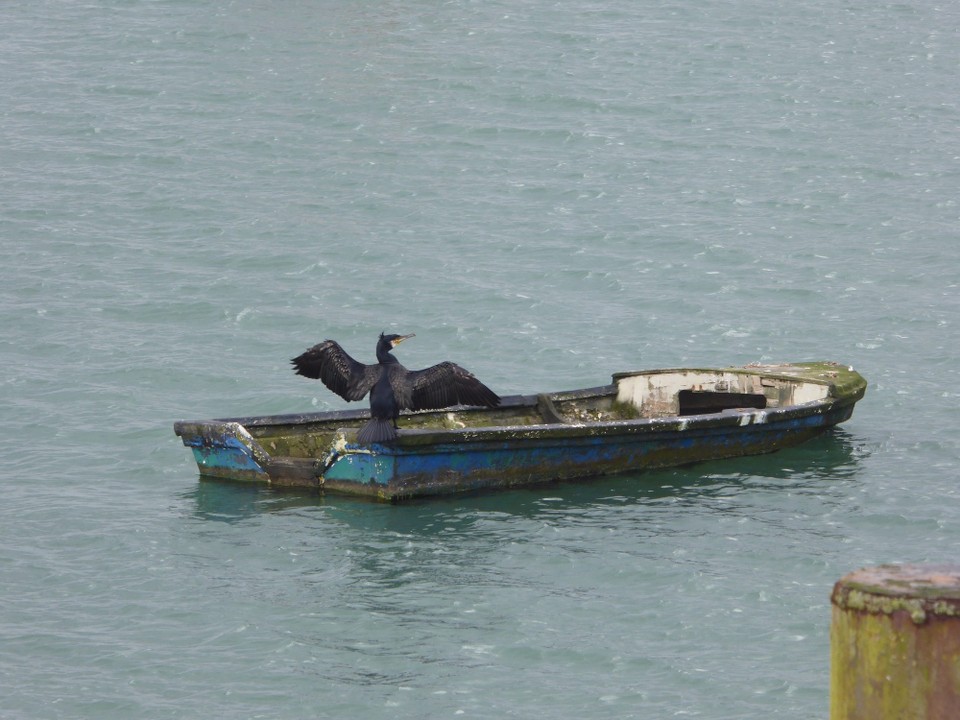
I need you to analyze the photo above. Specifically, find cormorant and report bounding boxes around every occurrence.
[291,332,501,444]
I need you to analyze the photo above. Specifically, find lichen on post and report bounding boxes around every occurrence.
[830,564,960,720]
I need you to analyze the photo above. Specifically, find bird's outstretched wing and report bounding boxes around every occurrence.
[405,362,501,411]
[291,340,379,401]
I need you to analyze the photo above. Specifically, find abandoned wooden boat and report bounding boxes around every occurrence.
[174,361,866,502]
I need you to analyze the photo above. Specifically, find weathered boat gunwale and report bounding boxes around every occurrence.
[206,384,617,433]
[173,361,866,501]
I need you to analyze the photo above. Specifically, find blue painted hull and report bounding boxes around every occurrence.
[174,362,866,501]
[319,401,854,500]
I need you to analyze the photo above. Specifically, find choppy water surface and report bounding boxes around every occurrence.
[2,1,959,718]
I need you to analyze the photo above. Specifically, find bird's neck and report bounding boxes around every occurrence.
[376,347,399,364]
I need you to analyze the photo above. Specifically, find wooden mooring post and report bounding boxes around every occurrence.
[831,564,960,720]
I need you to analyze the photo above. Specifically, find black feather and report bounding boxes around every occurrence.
[407,362,500,411]
[290,340,379,402]
[292,333,500,444]
[356,418,397,444]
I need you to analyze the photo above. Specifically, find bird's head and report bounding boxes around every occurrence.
[376,332,415,362]
[379,332,415,349]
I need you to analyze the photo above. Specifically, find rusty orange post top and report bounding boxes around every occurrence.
[832,564,960,624]
[831,564,960,720]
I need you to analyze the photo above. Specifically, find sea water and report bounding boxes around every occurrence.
[2,1,959,717]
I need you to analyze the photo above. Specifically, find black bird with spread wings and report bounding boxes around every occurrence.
[291,333,501,444]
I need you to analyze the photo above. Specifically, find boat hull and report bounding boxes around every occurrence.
[174,362,866,501]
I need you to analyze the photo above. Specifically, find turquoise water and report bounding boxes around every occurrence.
[2,1,959,717]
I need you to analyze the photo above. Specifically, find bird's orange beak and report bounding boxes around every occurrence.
[391,333,415,347]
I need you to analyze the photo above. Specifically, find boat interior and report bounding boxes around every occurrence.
[239,368,832,459]
[613,368,830,418]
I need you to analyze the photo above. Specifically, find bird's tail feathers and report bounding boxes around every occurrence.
[356,418,397,445]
